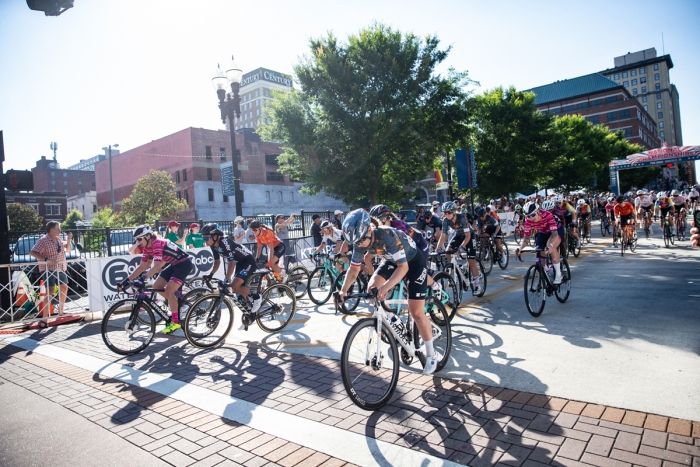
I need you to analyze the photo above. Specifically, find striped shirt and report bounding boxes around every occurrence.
[523,210,560,237]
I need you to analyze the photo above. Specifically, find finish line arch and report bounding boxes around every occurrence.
[609,143,700,195]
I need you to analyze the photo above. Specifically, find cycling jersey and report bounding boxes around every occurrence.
[424,216,441,232]
[554,202,576,220]
[476,214,498,230]
[614,202,635,217]
[441,213,470,237]
[635,195,654,208]
[672,195,687,207]
[577,203,591,215]
[321,228,344,245]
[523,210,560,237]
[657,197,673,209]
[141,238,190,265]
[350,226,417,266]
[254,228,282,247]
[689,189,699,199]
[211,235,255,263]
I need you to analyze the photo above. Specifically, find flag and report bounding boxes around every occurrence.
[435,170,443,183]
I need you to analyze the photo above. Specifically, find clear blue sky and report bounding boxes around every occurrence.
[1,0,699,173]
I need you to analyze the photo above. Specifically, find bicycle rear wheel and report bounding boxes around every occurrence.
[183,294,234,349]
[257,284,296,332]
[307,267,334,305]
[341,318,399,411]
[481,245,493,275]
[470,259,487,297]
[101,299,155,355]
[555,260,571,303]
[432,271,459,322]
[514,228,522,244]
[524,265,546,317]
[179,287,211,323]
[286,266,310,299]
[414,298,452,372]
[570,234,581,258]
[498,242,509,270]
[629,230,638,252]
[334,270,363,315]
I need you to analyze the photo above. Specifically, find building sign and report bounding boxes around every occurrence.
[220,162,235,196]
[241,68,293,88]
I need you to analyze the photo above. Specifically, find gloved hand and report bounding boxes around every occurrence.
[203,274,213,281]
[132,279,145,289]
[117,279,130,291]
[436,247,445,254]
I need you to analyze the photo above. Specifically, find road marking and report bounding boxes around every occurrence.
[2,336,459,467]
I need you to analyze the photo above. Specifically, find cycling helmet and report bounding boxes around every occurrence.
[442,201,457,212]
[369,204,391,218]
[234,216,244,223]
[671,189,680,196]
[541,199,555,211]
[249,220,262,229]
[320,220,333,229]
[476,207,486,217]
[656,192,664,199]
[554,195,564,203]
[616,195,625,203]
[523,202,540,216]
[608,196,615,202]
[200,223,223,236]
[514,204,522,211]
[133,225,153,238]
[577,199,585,206]
[334,210,343,215]
[342,209,371,245]
[636,190,644,195]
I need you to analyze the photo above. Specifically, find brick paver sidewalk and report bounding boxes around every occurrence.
[0,322,698,467]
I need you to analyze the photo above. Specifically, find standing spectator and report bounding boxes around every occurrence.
[245,219,259,256]
[310,214,323,248]
[332,210,343,229]
[233,216,246,243]
[275,213,295,254]
[166,221,185,249]
[186,223,204,249]
[431,201,441,218]
[29,221,72,316]
[416,207,426,231]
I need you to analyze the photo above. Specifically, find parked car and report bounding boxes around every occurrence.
[12,235,80,264]
[101,231,136,256]
[11,234,86,294]
[398,210,417,223]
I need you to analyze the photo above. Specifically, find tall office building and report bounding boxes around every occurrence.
[228,67,294,133]
[599,48,682,146]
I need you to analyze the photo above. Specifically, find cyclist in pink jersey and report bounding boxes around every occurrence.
[515,202,565,284]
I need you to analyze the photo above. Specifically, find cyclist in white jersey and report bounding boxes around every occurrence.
[688,187,699,211]
[635,190,654,233]
[671,189,688,219]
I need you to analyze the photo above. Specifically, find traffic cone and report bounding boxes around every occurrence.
[38,281,54,318]
[14,283,27,307]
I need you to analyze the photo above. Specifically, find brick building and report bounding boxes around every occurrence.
[31,156,97,197]
[524,73,661,150]
[94,127,347,220]
[6,191,67,227]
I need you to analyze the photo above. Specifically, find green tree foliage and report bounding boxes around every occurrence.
[61,209,83,229]
[258,23,473,206]
[119,170,188,225]
[7,203,43,231]
[91,207,125,229]
[470,87,554,198]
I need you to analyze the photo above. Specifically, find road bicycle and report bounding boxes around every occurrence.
[674,211,687,240]
[101,277,204,355]
[662,214,675,248]
[640,211,652,240]
[513,219,525,244]
[578,216,592,244]
[516,249,571,318]
[477,234,509,275]
[618,221,638,257]
[566,226,581,258]
[183,275,296,348]
[429,251,486,320]
[337,288,451,410]
[307,252,349,305]
[600,213,611,237]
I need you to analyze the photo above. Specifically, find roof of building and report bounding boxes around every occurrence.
[599,54,673,74]
[523,73,623,106]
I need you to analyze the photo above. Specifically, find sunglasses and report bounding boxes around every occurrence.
[203,236,211,241]
[444,211,454,215]
[252,229,260,233]
[135,237,145,242]
[527,212,539,219]
[56,242,62,253]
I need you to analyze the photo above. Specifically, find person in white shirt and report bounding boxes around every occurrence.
[312,220,349,271]
[233,216,246,243]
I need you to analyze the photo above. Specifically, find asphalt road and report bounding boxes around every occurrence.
[223,218,700,421]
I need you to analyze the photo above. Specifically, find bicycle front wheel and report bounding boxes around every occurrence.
[184,294,234,349]
[307,267,334,305]
[257,284,296,333]
[524,265,546,317]
[341,318,399,411]
[334,270,363,315]
[432,271,459,322]
[498,242,509,270]
[415,298,452,373]
[179,287,211,323]
[600,220,607,237]
[514,228,522,244]
[481,245,493,275]
[555,260,571,303]
[101,299,155,355]
[286,266,310,299]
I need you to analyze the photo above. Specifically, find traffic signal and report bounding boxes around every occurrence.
[4,170,34,191]
[26,0,74,16]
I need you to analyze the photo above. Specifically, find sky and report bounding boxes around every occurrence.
[1,0,699,174]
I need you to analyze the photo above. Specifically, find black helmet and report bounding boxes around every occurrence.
[200,223,223,236]
[249,220,262,229]
[616,195,625,203]
[523,202,540,216]
[369,204,391,218]
[476,208,486,217]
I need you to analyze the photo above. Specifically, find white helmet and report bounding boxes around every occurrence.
[656,192,665,200]
[607,196,615,202]
[577,199,585,206]
[553,195,563,203]
[541,199,555,211]
[523,202,540,217]
[671,189,680,196]
[636,190,644,195]
[234,216,244,223]
[133,225,153,238]
[334,210,343,215]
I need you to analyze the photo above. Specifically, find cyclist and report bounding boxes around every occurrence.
[435,201,483,295]
[671,189,688,226]
[200,224,262,314]
[614,195,637,244]
[485,206,500,222]
[657,192,674,232]
[542,199,567,257]
[515,202,565,284]
[370,205,429,262]
[553,196,579,246]
[312,220,349,271]
[576,199,592,239]
[250,220,287,282]
[635,190,654,234]
[688,186,699,211]
[423,211,442,245]
[119,225,194,334]
[337,209,442,375]
[476,207,505,258]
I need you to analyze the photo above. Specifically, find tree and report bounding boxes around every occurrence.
[258,22,474,206]
[590,131,645,192]
[119,170,188,225]
[91,207,125,229]
[470,87,555,198]
[7,203,43,231]
[62,209,83,229]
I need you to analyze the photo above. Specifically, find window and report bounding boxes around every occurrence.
[51,171,55,177]
[654,73,660,81]
[640,67,645,74]
[550,107,561,114]
[605,96,618,104]
[607,112,618,122]
[175,171,180,183]
[184,190,189,203]
[266,172,285,182]
[208,188,214,202]
[265,191,270,203]
[657,102,662,109]
[631,70,637,76]
[659,121,664,128]
[51,180,55,186]
[653,63,659,71]
[643,105,648,111]
[63,172,67,177]
[618,109,630,120]
[205,146,212,159]
[622,72,628,78]
[633,88,638,95]
[64,181,67,186]
[64,189,68,194]
[622,128,632,138]
[78,181,82,186]
[641,86,646,93]
[631,79,637,86]
[660,131,665,139]
[655,83,660,90]
[176,191,181,200]
[613,74,619,80]
[255,90,259,97]
[642,96,648,102]
[640,77,646,84]
[223,195,229,203]
[207,168,213,180]
[78,189,82,195]
[658,112,663,119]
[576,102,588,110]
[265,154,279,165]
[220,148,226,160]
[656,93,661,99]
[93,204,97,213]
[183,169,187,181]
[623,81,629,87]
[28,204,39,213]
[588,115,600,124]
[46,204,61,215]
[590,98,603,107]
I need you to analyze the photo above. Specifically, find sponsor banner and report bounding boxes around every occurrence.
[499,212,516,234]
[86,247,225,313]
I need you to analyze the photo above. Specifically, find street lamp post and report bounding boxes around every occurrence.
[102,144,119,210]
[212,57,243,217]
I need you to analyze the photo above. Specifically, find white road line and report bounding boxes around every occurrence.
[3,336,461,467]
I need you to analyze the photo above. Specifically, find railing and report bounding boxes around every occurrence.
[8,227,138,261]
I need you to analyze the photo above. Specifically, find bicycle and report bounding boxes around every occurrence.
[184,275,297,348]
[429,251,486,320]
[513,219,525,244]
[675,210,687,240]
[101,277,204,355]
[516,249,571,318]
[307,252,350,306]
[618,221,638,257]
[578,217,591,244]
[337,288,451,410]
[640,211,652,240]
[281,254,310,299]
[662,214,675,248]
[600,213,611,237]
[478,234,509,275]
[566,226,580,258]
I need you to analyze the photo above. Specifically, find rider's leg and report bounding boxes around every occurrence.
[163,280,181,324]
[231,277,250,298]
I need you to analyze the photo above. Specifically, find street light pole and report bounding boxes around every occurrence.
[212,58,243,217]
[102,143,119,211]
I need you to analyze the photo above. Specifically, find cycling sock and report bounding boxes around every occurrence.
[553,262,561,277]
[424,338,435,357]
[171,313,179,324]
[430,281,441,291]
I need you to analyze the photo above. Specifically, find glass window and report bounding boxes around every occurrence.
[175,171,180,183]
[607,112,618,122]
[631,70,637,76]
[223,195,229,203]
[660,131,665,138]
[64,180,67,186]
[657,102,662,109]
[642,96,648,102]
[205,146,212,159]
[208,188,214,202]
[623,81,629,87]
[631,79,637,86]
[654,73,660,80]
[93,204,97,212]
[655,83,660,90]
[176,191,181,200]
[51,180,56,186]
[643,105,648,111]
[220,148,226,160]
[255,90,259,97]
[633,88,638,95]
[183,169,187,181]
[605,96,618,104]
[614,74,619,80]
[591,98,603,107]
[63,172,67,177]
[588,115,600,124]
[659,121,664,128]
[658,112,663,119]
[641,86,646,93]
[639,67,645,74]
[654,64,659,71]
[207,168,213,180]
[656,93,661,99]
[619,109,630,119]
[640,76,646,83]
[51,171,55,177]
[622,72,628,78]
[184,190,189,203]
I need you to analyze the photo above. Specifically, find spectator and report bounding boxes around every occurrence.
[332,210,343,229]
[310,214,323,248]
[185,223,204,249]
[431,200,441,218]
[166,220,185,249]
[416,207,426,230]
[245,219,259,256]
[29,221,72,316]
[275,213,295,253]
[233,216,246,243]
